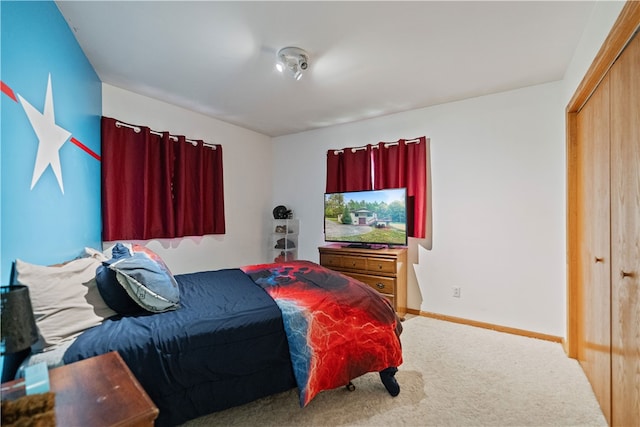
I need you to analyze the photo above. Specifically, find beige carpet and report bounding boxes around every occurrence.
[182,316,606,426]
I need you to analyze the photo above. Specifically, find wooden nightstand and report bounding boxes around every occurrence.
[1,351,158,426]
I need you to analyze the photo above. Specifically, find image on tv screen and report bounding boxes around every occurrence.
[324,188,407,246]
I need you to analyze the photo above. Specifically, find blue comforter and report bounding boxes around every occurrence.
[64,269,295,426]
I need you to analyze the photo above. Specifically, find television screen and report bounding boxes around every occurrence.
[324,188,407,248]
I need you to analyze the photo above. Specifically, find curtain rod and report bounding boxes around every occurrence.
[330,137,424,154]
[115,121,217,149]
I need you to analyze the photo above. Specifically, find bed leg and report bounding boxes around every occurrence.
[346,382,355,391]
[379,367,400,396]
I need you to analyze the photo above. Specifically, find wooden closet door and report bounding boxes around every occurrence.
[576,74,612,423]
[609,33,640,427]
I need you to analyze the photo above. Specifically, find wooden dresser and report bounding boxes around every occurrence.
[319,244,407,319]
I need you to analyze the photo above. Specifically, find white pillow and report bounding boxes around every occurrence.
[15,256,117,348]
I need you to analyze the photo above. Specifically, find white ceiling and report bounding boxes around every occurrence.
[56,1,596,137]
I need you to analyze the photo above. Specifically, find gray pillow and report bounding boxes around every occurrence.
[15,256,117,348]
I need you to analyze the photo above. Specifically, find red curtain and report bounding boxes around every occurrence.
[101,117,225,240]
[174,137,225,236]
[373,137,427,238]
[207,143,226,235]
[326,136,428,239]
[325,145,372,192]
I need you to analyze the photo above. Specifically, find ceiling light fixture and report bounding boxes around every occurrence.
[276,47,309,81]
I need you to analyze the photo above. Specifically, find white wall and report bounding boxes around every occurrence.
[272,81,567,337]
[102,84,274,274]
[270,0,626,339]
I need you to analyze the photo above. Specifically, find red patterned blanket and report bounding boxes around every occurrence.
[241,260,403,406]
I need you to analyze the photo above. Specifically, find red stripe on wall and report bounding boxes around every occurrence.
[71,137,101,161]
[2,80,101,162]
[1,81,18,102]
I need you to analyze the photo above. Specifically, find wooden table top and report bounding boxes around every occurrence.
[2,351,159,427]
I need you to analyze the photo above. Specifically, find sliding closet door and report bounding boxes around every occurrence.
[575,74,612,423]
[609,33,640,427]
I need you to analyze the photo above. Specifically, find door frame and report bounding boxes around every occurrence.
[566,1,640,358]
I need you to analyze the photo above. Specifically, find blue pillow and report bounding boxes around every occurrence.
[96,264,144,315]
[108,252,180,313]
[96,243,144,315]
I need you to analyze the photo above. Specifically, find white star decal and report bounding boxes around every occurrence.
[18,73,71,194]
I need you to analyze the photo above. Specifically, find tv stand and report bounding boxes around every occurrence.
[345,243,372,249]
[318,244,407,319]
[345,243,393,250]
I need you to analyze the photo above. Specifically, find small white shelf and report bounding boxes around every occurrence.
[271,218,299,262]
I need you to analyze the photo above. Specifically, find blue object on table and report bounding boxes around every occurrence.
[25,362,49,395]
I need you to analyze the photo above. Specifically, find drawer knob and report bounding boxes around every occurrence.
[594,257,604,263]
[376,283,384,290]
[620,270,634,279]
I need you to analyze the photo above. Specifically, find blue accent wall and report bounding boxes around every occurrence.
[1,1,102,285]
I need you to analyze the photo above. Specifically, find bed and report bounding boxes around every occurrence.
[14,245,403,426]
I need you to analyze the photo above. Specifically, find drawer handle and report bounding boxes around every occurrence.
[376,283,385,290]
[594,257,604,263]
[620,270,634,279]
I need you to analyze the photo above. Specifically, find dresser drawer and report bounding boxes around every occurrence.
[319,253,343,269]
[342,256,368,271]
[366,257,397,274]
[349,273,396,295]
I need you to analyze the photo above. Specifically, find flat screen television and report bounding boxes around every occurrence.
[324,188,407,248]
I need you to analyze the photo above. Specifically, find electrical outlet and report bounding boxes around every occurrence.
[453,287,461,298]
